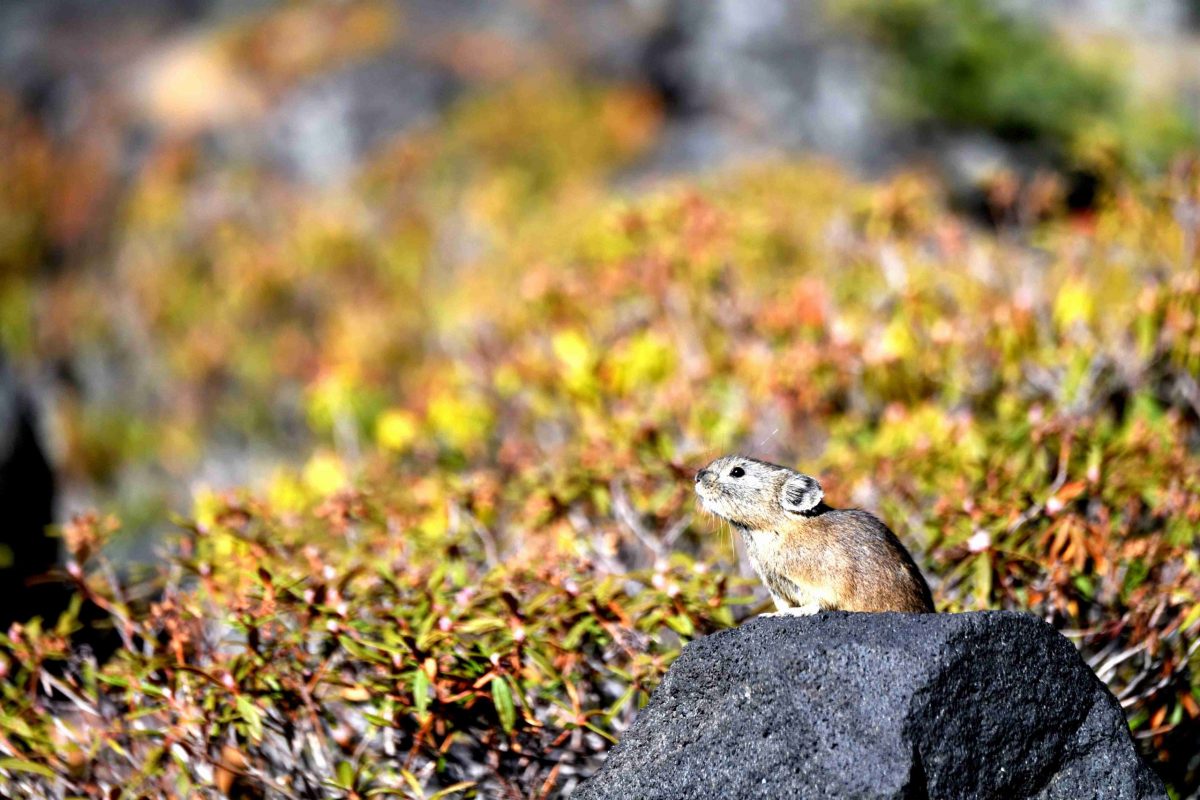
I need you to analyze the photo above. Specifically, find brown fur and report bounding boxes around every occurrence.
[695,455,934,614]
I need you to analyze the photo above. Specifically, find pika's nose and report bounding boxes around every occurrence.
[694,469,710,484]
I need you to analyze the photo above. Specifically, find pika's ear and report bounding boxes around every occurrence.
[780,474,823,514]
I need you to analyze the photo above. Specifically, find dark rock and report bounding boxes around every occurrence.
[0,355,63,630]
[576,611,1165,800]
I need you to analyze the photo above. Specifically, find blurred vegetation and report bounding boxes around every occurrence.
[848,0,1198,174]
[1,2,1200,797]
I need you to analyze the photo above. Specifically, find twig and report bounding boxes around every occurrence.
[610,480,663,559]
[1095,643,1147,682]
[662,513,693,548]
[465,507,500,568]
[1119,636,1200,708]
[1175,371,1200,421]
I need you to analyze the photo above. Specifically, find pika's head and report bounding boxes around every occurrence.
[694,455,824,529]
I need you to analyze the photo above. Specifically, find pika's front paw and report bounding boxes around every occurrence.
[760,603,821,618]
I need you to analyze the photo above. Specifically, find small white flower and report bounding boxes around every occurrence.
[966,530,991,553]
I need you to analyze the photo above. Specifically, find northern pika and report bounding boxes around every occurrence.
[695,455,934,615]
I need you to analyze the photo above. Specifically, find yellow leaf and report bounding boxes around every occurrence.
[608,331,675,394]
[878,317,916,361]
[303,451,348,495]
[192,486,221,529]
[267,469,308,513]
[341,685,371,702]
[552,329,595,392]
[1054,279,1093,328]
[376,408,418,452]
[493,364,522,396]
[1180,601,1200,634]
[428,391,494,452]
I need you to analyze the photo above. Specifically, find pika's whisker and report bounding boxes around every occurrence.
[757,428,780,448]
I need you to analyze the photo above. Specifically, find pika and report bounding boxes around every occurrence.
[695,455,934,615]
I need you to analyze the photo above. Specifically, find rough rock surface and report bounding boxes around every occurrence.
[576,611,1165,800]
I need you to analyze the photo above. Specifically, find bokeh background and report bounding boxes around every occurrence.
[3,1,1200,797]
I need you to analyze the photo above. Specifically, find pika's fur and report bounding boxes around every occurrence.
[695,455,934,615]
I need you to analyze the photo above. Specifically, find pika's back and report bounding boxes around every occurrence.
[695,455,934,614]
[802,507,934,613]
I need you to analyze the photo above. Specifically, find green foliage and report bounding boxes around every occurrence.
[3,156,1200,794]
[845,0,1196,172]
[850,0,1116,139]
[1,510,744,798]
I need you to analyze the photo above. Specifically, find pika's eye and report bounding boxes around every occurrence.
[729,466,745,478]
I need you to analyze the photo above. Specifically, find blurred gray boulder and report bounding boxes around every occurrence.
[641,0,889,173]
[267,54,456,184]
